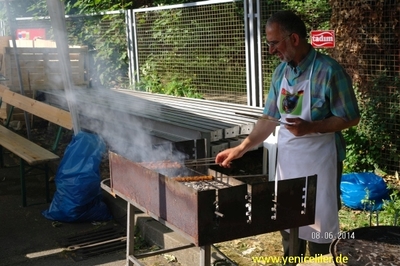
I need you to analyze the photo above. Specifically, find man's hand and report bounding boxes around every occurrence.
[215,147,245,168]
[284,117,312,136]
[215,115,278,167]
[285,116,360,136]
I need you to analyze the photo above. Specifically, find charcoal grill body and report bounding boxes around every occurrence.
[108,151,317,247]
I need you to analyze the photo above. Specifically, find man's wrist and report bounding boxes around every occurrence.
[309,120,323,134]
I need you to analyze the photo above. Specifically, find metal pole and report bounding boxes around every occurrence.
[45,0,80,135]
[5,0,31,139]
[200,245,211,266]
[126,202,135,266]
[132,10,140,84]
[125,9,135,86]
[256,0,263,107]
[244,0,251,106]
[248,0,257,107]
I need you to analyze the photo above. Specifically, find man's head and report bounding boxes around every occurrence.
[266,11,309,64]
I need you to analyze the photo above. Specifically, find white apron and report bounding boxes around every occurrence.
[276,56,339,243]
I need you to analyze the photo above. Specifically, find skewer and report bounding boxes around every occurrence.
[226,174,266,178]
[184,157,216,164]
[184,157,218,167]
[184,162,219,167]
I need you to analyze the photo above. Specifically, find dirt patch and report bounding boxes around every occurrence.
[332,226,400,266]
[215,233,283,265]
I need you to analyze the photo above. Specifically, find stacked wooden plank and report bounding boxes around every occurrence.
[1,39,89,92]
[3,47,88,91]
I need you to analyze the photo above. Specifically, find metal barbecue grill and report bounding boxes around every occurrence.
[38,88,317,265]
[101,139,318,266]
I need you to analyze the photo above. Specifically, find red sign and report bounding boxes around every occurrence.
[16,28,46,40]
[310,30,335,48]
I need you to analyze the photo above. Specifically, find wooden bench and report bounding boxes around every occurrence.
[0,85,73,207]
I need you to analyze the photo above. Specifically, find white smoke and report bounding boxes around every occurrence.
[64,87,190,164]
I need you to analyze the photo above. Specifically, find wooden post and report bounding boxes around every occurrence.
[45,0,80,135]
[4,0,31,139]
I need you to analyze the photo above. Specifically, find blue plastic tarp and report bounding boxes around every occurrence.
[341,172,389,211]
[42,131,112,222]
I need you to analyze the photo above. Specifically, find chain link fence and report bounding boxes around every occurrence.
[131,1,248,104]
[1,0,399,172]
[330,1,400,173]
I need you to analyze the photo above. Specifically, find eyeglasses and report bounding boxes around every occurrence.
[266,33,292,49]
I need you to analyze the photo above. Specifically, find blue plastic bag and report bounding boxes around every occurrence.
[42,131,112,222]
[341,172,389,211]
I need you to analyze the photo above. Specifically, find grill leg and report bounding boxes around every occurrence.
[288,227,299,266]
[127,202,136,266]
[45,163,50,203]
[200,245,211,266]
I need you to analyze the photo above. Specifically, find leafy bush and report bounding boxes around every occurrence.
[381,187,400,226]
[136,61,203,98]
[343,126,378,173]
[343,75,400,173]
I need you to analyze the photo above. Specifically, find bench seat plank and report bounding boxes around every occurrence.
[2,89,73,130]
[0,85,70,206]
[0,126,59,165]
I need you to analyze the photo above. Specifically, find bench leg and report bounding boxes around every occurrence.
[19,159,51,207]
[0,146,3,168]
[45,163,50,203]
[20,158,27,207]
[52,126,64,152]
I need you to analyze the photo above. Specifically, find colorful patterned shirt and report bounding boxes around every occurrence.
[263,47,360,161]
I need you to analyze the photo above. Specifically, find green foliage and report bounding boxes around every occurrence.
[343,75,400,173]
[164,77,202,98]
[361,188,375,211]
[340,186,400,230]
[66,13,130,88]
[339,208,372,231]
[381,187,400,226]
[91,14,129,87]
[153,0,194,4]
[0,0,39,20]
[136,4,246,97]
[281,0,331,31]
[64,2,131,88]
[342,126,377,173]
[70,0,130,14]
[137,60,203,98]
[136,59,163,93]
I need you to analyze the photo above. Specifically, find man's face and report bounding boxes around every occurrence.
[266,23,295,63]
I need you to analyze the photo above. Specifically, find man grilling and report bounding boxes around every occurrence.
[215,10,360,262]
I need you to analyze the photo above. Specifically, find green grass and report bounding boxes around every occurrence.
[339,207,379,231]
